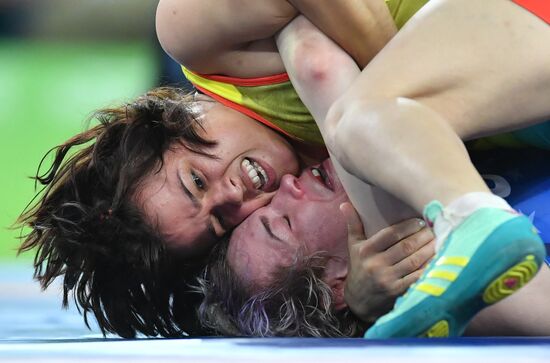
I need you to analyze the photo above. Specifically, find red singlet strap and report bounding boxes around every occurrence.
[512,0,550,24]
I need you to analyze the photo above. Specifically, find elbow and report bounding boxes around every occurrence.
[156,0,178,60]
[291,41,346,92]
[155,0,194,67]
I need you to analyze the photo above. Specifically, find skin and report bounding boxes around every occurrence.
[275,15,417,238]
[227,159,550,335]
[135,96,299,254]
[154,0,415,239]
[152,0,398,254]
[228,159,350,289]
[275,13,550,335]
[156,0,550,242]
[156,0,550,333]
[228,158,434,311]
[323,0,550,212]
[155,0,396,77]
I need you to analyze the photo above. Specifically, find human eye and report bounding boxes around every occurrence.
[283,216,291,229]
[191,170,205,190]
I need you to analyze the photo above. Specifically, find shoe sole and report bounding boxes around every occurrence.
[420,254,539,337]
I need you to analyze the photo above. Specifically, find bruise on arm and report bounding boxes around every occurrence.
[287,0,397,68]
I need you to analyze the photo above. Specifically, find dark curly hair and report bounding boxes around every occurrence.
[17,87,215,338]
[196,239,368,337]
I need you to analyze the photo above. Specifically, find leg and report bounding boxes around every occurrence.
[466,264,550,336]
[329,97,490,210]
[326,0,550,211]
[324,0,550,338]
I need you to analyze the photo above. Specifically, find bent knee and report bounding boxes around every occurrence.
[324,98,398,168]
[325,97,447,168]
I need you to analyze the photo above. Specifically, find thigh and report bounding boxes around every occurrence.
[332,154,418,238]
[347,0,550,140]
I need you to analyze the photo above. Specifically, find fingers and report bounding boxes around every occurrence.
[383,226,434,264]
[392,238,436,279]
[340,202,366,248]
[384,240,435,296]
[368,218,427,253]
[393,269,424,296]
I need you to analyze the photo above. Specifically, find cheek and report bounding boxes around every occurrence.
[315,217,347,245]
[299,202,348,251]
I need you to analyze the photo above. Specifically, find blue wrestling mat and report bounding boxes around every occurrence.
[471,148,550,261]
[2,336,550,362]
[1,265,550,362]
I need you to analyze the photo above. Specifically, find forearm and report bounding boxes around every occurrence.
[156,0,296,75]
[287,0,396,68]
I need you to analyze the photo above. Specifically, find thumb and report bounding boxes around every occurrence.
[340,202,365,247]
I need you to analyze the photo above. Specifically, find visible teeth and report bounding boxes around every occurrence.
[252,175,260,186]
[241,158,269,190]
[312,167,328,187]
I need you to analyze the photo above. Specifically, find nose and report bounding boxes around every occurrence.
[211,177,244,207]
[209,177,262,229]
[278,174,304,199]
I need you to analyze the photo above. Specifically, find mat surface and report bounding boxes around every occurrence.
[1,265,550,362]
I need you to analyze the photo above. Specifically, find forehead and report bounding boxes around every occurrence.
[227,212,298,287]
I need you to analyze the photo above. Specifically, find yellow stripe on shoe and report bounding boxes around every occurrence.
[415,282,445,296]
[427,270,458,282]
[414,256,469,296]
[436,256,469,267]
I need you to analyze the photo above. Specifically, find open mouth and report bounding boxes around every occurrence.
[311,164,334,191]
[242,157,269,190]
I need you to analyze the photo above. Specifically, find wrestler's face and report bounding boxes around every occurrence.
[227,159,349,288]
[137,97,300,256]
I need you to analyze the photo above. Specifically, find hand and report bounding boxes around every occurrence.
[340,202,435,323]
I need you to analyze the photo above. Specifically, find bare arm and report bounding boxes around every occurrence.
[156,0,297,77]
[156,0,397,77]
[287,0,397,68]
[276,15,416,236]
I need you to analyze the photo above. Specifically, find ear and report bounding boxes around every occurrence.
[324,256,349,310]
[328,276,348,311]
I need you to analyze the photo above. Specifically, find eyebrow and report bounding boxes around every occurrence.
[260,216,282,242]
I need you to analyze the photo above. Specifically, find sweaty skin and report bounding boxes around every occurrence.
[136,96,299,254]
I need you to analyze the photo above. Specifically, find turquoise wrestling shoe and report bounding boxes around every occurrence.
[365,203,546,339]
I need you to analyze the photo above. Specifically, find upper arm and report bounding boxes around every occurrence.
[156,0,297,75]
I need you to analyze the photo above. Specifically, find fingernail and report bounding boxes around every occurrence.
[417,219,426,227]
